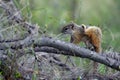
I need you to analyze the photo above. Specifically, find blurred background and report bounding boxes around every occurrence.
[15,0,120,51]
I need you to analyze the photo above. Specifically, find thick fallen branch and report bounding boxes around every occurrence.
[0,36,120,71]
[34,37,120,71]
[37,47,120,62]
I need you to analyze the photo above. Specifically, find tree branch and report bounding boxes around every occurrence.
[34,37,120,71]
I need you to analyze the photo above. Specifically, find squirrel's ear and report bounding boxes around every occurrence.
[70,23,75,29]
[70,25,74,29]
[81,24,86,30]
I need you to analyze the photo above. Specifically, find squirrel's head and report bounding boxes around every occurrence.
[61,23,75,35]
[61,23,87,35]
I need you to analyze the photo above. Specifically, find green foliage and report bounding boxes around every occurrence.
[77,76,81,80]
[98,64,106,74]
[14,71,21,78]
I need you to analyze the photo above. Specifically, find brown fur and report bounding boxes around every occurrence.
[85,26,102,53]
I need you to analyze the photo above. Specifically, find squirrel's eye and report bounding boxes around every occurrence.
[65,28,68,30]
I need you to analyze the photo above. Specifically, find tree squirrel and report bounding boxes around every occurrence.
[61,23,102,53]
[61,22,102,72]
